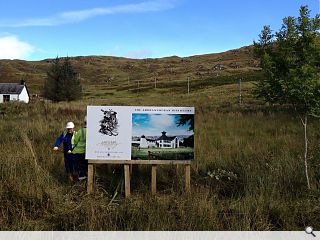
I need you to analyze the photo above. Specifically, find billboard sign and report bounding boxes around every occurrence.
[86,106,194,161]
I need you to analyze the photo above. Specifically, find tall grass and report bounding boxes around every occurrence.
[0,82,319,230]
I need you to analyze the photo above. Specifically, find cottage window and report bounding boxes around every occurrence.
[3,95,10,102]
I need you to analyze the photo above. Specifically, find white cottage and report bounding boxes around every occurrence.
[0,81,30,103]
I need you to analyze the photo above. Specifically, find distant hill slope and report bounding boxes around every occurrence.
[0,45,261,94]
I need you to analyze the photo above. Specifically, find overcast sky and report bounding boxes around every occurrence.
[0,0,318,60]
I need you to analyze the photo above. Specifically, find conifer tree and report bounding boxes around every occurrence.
[44,57,82,102]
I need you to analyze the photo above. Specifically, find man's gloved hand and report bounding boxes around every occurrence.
[53,146,59,151]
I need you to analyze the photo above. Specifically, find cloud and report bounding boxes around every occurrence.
[150,114,175,127]
[0,0,176,27]
[105,46,153,59]
[125,49,153,59]
[0,36,34,59]
[105,45,121,56]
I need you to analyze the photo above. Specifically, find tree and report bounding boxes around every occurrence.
[182,135,194,148]
[177,114,194,131]
[254,6,320,189]
[44,57,82,102]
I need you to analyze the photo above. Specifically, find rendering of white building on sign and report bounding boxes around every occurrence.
[132,131,180,149]
[86,106,195,161]
[132,135,156,148]
[157,131,179,148]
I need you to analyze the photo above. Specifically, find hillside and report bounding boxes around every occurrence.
[0,45,261,95]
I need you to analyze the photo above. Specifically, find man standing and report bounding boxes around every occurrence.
[53,122,77,182]
[73,116,87,180]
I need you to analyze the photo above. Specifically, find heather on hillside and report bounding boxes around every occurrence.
[0,45,259,94]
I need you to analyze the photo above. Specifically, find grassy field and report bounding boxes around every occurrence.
[1,76,320,231]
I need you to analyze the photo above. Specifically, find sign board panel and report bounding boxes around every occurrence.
[86,106,195,161]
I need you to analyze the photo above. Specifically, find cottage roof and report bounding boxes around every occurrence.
[0,83,25,94]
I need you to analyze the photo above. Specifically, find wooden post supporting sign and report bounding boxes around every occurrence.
[151,164,157,195]
[185,164,191,193]
[124,164,131,197]
[87,163,95,194]
[87,160,191,197]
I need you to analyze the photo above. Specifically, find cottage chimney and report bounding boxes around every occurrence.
[20,80,26,85]
[161,131,167,136]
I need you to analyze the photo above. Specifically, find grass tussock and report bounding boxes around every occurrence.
[0,82,320,230]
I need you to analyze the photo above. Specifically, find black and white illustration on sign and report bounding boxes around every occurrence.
[99,109,119,136]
